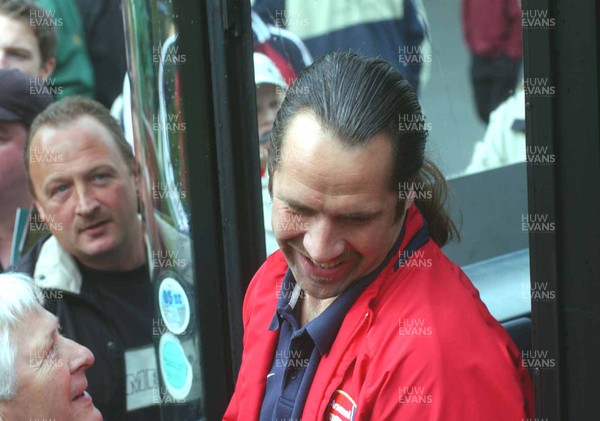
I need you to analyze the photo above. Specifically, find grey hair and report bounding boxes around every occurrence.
[0,273,45,400]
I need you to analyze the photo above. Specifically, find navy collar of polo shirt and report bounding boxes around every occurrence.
[268,212,430,356]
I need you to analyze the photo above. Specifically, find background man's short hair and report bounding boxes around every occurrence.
[0,0,58,64]
[0,273,45,401]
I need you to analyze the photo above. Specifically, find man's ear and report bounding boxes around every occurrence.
[39,57,56,80]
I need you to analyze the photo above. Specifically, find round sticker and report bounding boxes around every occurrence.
[158,277,191,335]
[159,333,193,400]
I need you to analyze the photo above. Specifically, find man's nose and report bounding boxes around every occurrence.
[74,185,100,215]
[303,217,345,263]
[66,338,95,373]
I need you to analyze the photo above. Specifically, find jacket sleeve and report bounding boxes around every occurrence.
[363,343,533,420]
[360,366,532,420]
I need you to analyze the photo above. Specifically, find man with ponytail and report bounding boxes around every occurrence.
[225,52,533,420]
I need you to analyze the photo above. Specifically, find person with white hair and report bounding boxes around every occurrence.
[0,272,102,421]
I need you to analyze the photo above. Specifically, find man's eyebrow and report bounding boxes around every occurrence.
[41,174,67,196]
[281,196,315,213]
[279,195,383,219]
[6,46,32,56]
[84,163,118,176]
[42,163,116,191]
[341,209,383,219]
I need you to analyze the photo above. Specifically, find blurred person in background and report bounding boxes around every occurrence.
[0,0,57,79]
[465,84,526,174]
[254,52,287,256]
[13,97,161,420]
[34,0,95,99]
[0,272,103,421]
[253,0,431,94]
[74,0,127,107]
[252,9,312,83]
[0,69,53,273]
[462,0,522,123]
[0,0,95,100]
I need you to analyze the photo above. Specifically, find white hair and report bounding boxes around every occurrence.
[0,273,45,400]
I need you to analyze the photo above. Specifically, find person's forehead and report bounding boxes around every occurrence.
[33,115,118,153]
[281,112,392,170]
[256,83,280,99]
[29,116,128,191]
[257,82,277,91]
[14,308,57,352]
[277,112,394,200]
[0,14,38,46]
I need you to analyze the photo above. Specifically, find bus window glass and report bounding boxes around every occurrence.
[122,0,205,417]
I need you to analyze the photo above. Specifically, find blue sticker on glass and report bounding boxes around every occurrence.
[158,277,190,335]
[159,333,192,400]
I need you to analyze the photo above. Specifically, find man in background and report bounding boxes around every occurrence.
[14,96,161,420]
[34,0,95,99]
[254,52,287,255]
[462,0,522,123]
[1,0,95,100]
[0,0,57,79]
[75,0,127,107]
[253,0,431,94]
[0,69,52,272]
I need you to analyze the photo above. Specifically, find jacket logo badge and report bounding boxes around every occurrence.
[326,389,357,421]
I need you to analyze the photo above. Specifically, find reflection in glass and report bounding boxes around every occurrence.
[123,0,204,418]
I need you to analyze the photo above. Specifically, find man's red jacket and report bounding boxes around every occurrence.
[224,205,533,420]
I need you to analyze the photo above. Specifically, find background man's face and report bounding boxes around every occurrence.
[0,308,102,421]
[256,83,284,171]
[0,15,53,79]
[271,112,406,300]
[0,120,28,198]
[256,83,284,139]
[29,116,140,267]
